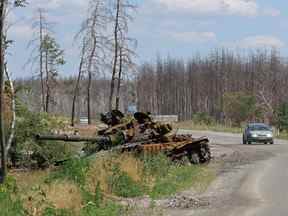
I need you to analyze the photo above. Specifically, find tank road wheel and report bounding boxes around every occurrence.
[189,153,200,164]
[199,144,211,163]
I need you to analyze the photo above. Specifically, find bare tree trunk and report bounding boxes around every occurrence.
[4,64,15,154]
[39,9,45,112]
[87,33,97,125]
[45,49,50,113]
[0,0,7,184]
[71,41,86,126]
[109,0,120,111]
[87,72,92,124]
[115,47,123,110]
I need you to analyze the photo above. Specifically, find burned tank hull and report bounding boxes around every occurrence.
[119,135,211,164]
[35,111,212,165]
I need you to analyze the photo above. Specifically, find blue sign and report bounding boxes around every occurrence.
[127,105,137,114]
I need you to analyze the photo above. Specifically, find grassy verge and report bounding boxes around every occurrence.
[175,120,288,141]
[175,121,243,134]
[276,132,288,140]
[5,152,215,216]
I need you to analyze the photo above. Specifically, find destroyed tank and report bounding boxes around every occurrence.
[36,111,211,164]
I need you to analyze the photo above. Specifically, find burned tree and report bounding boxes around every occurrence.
[71,39,86,126]
[108,0,137,111]
[75,0,108,124]
[115,41,137,110]
[26,9,53,112]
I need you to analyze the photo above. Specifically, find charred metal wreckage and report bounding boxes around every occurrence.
[36,110,211,165]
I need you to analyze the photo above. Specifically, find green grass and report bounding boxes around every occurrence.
[80,201,122,216]
[46,158,90,185]
[2,153,215,216]
[148,161,215,199]
[0,176,26,216]
[276,132,288,140]
[43,207,74,216]
[139,154,215,199]
[107,164,144,198]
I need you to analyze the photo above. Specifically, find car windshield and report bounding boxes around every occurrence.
[249,125,270,131]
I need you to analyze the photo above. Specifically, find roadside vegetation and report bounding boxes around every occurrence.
[176,100,288,140]
[1,152,214,216]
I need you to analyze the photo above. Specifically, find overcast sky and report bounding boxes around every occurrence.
[7,0,287,78]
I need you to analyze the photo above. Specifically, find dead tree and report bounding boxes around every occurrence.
[26,9,52,112]
[108,0,137,111]
[115,41,137,110]
[71,39,86,126]
[75,0,108,124]
[39,9,45,111]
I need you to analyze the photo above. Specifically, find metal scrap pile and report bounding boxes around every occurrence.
[37,110,211,164]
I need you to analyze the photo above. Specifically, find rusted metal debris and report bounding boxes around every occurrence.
[36,111,211,164]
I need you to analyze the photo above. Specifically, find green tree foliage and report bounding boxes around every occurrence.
[223,92,261,126]
[12,102,70,168]
[42,34,65,112]
[275,103,288,131]
[42,35,65,69]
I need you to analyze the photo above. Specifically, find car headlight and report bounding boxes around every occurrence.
[251,133,258,138]
[267,133,273,138]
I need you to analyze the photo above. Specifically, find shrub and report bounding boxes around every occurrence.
[47,159,90,185]
[275,102,288,131]
[223,92,262,126]
[12,102,71,168]
[192,112,215,126]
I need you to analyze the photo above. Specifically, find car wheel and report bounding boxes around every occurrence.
[248,141,252,145]
[243,138,246,144]
[270,141,274,145]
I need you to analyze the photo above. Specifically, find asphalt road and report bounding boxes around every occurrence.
[183,130,288,216]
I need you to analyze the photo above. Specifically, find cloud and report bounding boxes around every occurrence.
[154,0,279,17]
[156,0,258,16]
[31,0,87,10]
[224,35,285,48]
[171,31,217,43]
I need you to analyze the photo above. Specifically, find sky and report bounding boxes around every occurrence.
[6,0,288,78]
